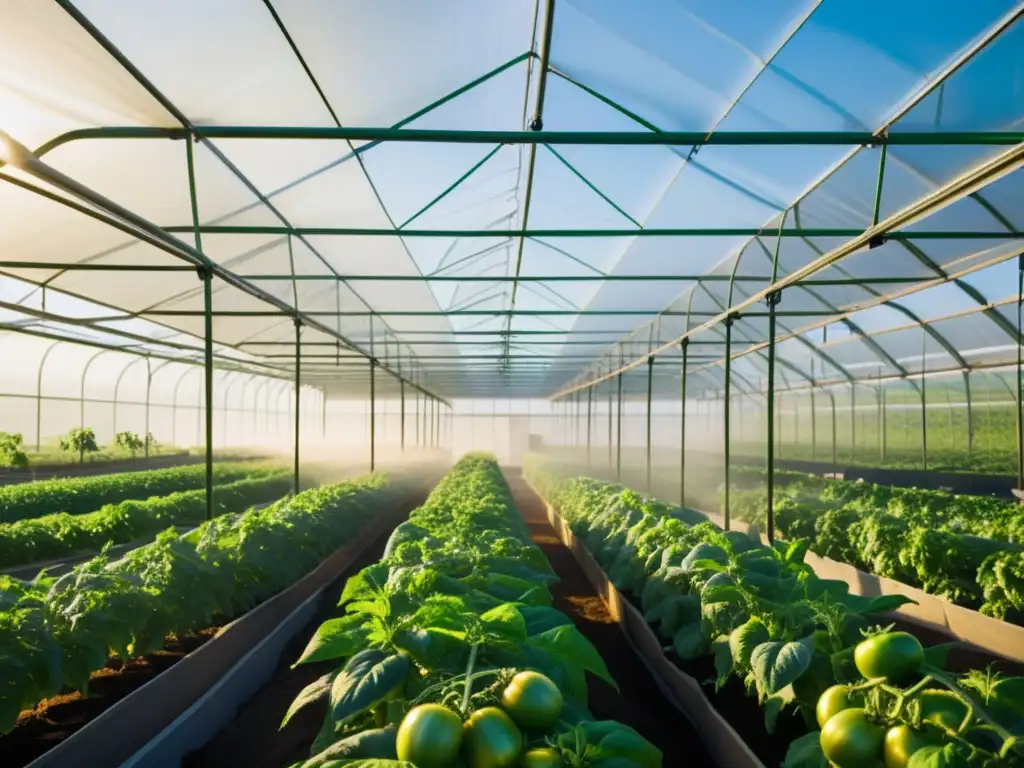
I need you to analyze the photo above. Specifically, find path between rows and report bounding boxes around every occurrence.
[504,468,715,767]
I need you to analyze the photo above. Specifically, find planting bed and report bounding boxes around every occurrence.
[527,457,1024,768]
[0,470,432,767]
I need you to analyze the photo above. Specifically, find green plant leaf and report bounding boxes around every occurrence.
[281,671,338,729]
[300,725,398,768]
[330,650,410,725]
[480,603,527,641]
[671,620,709,661]
[527,624,617,691]
[750,636,814,698]
[730,617,770,670]
[782,731,828,768]
[712,635,733,690]
[293,615,369,668]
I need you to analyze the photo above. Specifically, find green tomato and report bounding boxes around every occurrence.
[501,671,564,731]
[396,703,464,768]
[463,707,524,768]
[918,689,968,732]
[854,632,924,682]
[520,747,563,768]
[820,708,885,768]
[883,725,938,768]
[817,684,859,728]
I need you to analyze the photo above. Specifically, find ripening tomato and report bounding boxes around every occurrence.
[883,724,938,768]
[854,632,924,682]
[520,746,563,768]
[501,671,564,731]
[396,703,464,768]
[820,708,885,768]
[462,707,523,768]
[816,684,859,728]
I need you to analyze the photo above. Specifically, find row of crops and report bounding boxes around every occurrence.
[0,469,406,735]
[525,457,1024,768]
[280,454,662,768]
[0,461,266,522]
[726,470,1024,624]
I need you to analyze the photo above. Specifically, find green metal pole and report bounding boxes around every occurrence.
[616,372,623,483]
[202,272,214,520]
[882,385,888,463]
[607,384,613,469]
[830,392,838,475]
[811,386,817,461]
[294,320,301,494]
[370,358,376,472]
[400,380,405,453]
[680,339,688,505]
[723,316,733,530]
[765,297,779,544]
[964,372,973,459]
[646,355,654,493]
[586,385,593,468]
[850,385,856,464]
[921,332,928,472]
[1018,252,1023,490]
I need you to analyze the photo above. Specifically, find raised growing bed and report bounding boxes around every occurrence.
[527,469,1024,768]
[0,472,440,768]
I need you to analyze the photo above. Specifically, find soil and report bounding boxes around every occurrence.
[505,469,717,768]
[0,629,219,766]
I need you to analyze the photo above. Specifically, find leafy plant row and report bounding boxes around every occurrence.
[282,454,662,768]
[0,461,273,523]
[728,471,1024,624]
[0,471,292,570]
[0,471,404,734]
[524,458,1024,768]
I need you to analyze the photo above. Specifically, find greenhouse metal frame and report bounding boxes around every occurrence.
[1,0,1023,535]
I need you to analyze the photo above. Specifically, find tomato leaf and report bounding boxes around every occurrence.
[781,731,828,768]
[922,641,958,670]
[480,603,527,641]
[907,743,974,768]
[750,636,814,698]
[671,620,710,661]
[281,670,337,729]
[300,725,398,768]
[730,617,770,670]
[292,614,368,668]
[711,635,733,690]
[330,650,410,725]
[528,625,618,691]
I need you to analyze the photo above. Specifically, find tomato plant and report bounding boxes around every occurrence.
[854,632,925,682]
[396,703,463,767]
[501,670,564,730]
[820,708,885,767]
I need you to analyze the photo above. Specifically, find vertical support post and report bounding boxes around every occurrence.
[293,320,302,493]
[607,384,613,469]
[186,134,215,521]
[765,293,781,543]
[400,380,406,453]
[921,331,928,472]
[723,315,734,530]
[370,357,377,472]
[680,339,688,505]
[616,372,623,482]
[144,360,152,457]
[202,271,214,520]
[963,372,973,458]
[586,385,593,468]
[415,390,421,447]
[850,385,856,464]
[881,385,888,462]
[321,388,327,441]
[646,355,654,493]
[1017,252,1023,490]
[830,391,838,475]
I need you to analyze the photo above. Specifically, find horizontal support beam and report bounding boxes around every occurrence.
[241,335,734,342]
[164,225,1022,239]
[239,273,927,286]
[132,309,843,318]
[41,126,1024,146]
[0,261,196,272]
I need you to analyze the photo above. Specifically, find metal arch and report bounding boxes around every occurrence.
[170,365,198,447]
[35,339,65,451]
[112,355,148,436]
[79,348,111,431]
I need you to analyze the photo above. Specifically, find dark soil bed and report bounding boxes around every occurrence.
[0,629,219,766]
[183,514,403,768]
[505,469,716,768]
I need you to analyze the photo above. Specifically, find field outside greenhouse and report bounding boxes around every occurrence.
[2,3,1024,768]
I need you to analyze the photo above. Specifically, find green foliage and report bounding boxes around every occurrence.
[59,427,99,464]
[0,461,263,523]
[0,432,28,469]
[286,456,661,768]
[114,431,145,458]
[0,470,400,733]
[0,471,291,569]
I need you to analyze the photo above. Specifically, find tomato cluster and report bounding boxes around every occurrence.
[397,670,564,768]
[817,632,1021,768]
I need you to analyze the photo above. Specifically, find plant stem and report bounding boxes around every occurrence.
[461,643,479,716]
[926,666,1016,744]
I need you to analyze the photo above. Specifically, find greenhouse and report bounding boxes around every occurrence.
[1,2,1023,767]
